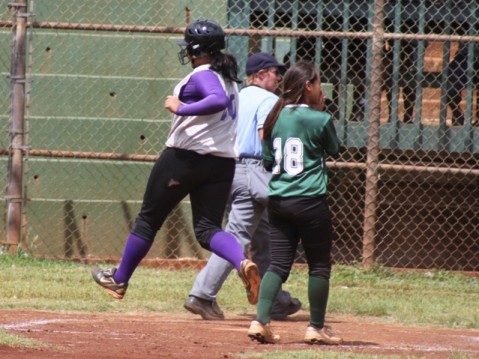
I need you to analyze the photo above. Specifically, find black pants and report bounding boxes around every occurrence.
[267,195,333,281]
[132,147,235,250]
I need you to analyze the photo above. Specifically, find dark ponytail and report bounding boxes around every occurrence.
[263,98,286,140]
[263,60,318,139]
[210,52,241,83]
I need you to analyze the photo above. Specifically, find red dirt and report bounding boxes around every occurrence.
[0,309,478,359]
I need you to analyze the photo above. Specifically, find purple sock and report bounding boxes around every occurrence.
[114,233,152,284]
[209,231,246,271]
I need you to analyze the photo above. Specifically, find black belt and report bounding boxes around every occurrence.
[239,156,262,160]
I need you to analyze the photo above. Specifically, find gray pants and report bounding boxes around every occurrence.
[189,158,292,306]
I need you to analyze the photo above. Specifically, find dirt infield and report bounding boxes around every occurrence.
[1,309,478,359]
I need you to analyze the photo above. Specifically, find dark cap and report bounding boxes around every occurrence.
[245,52,286,76]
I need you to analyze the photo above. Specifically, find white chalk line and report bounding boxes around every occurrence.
[0,319,71,330]
[0,318,136,337]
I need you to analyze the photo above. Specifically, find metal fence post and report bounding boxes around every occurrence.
[6,0,28,250]
[362,0,384,269]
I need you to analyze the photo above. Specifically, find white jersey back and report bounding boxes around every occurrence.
[166,64,239,158]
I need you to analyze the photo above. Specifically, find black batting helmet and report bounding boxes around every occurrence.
[177,19,226,65]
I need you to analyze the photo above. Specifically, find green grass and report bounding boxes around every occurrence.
[0,329,49,349]
[328,264,479,329]
[0,254,478,358]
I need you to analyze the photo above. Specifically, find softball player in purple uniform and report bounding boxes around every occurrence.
[91,19,260,305]
[247,61,342,344]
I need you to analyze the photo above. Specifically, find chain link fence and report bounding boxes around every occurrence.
[1,0,478,271]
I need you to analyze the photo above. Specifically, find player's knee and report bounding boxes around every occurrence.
[309,264,331,280]
[131,219,157,242]
[268,265,291,282]
[194,227,219,251]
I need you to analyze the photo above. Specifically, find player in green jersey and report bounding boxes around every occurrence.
[247,61,342,345]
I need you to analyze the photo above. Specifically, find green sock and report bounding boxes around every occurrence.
[308,276,329,328]
[256,271,282,324]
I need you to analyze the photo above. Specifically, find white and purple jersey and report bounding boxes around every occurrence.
[166,64,239,158]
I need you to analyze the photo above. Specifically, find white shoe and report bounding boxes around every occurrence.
[304,325,342,345]
[247,320,280,344]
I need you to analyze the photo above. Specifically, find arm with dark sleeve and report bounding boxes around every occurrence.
[176,70,229,116]
[262,137,274,172]
[322,119,340,156]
